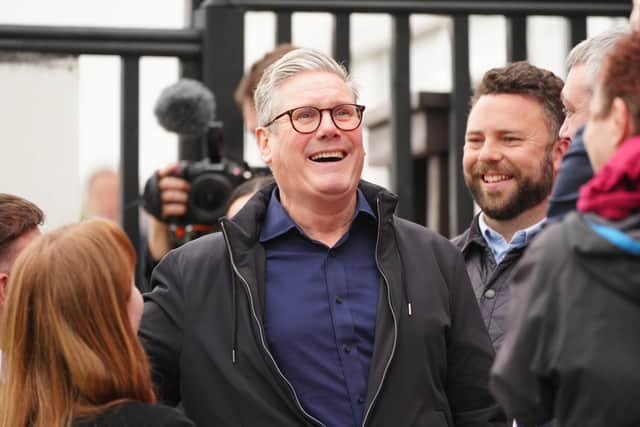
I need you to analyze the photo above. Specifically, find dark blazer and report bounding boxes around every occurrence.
[140,180,505,427]
[72,402,195,427]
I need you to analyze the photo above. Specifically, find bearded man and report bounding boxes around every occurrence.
[452,61,566,352]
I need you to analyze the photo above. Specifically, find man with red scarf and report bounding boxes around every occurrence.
[490,30,640,427]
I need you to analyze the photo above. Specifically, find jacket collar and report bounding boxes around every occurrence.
[457,213,487,253]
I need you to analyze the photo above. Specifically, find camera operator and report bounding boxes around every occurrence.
[143,44,296,275]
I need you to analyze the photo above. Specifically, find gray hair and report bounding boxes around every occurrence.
[566,27,628,84]
[254,48,358,128]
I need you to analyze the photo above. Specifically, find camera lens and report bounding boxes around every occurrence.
[188,174,234,224]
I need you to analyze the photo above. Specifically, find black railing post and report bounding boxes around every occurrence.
[120,56,141,260]
[333,13,351,71]
[277,11,292,44]
[390,13,414,221]
[449,15,474,236]
[197,1,245,161]
[569,15,587,49]
[507,14,528,62]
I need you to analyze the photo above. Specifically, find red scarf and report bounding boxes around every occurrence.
[577,136,640,220]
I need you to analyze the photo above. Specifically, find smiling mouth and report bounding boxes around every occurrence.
[482,174,512,183]
[309,151,346,163]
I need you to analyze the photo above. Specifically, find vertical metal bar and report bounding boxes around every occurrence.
[506,14,527,62]
[333,12,351,71]
[198,2,244,161]
[569,15,587,49]
[276,11,292,44]
[449,15,474,236]
[120,56,141,257]
[178,59,204,162]
[390,14,414,221]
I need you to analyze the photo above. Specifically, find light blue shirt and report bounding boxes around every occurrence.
[478,214,545,264]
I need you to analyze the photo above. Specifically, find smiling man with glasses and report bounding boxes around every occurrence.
[140,48,505,427]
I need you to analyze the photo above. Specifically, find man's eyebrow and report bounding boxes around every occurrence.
[465,130,484,137]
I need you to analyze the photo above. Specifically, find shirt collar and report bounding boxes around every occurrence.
[259,188,376,243]
[478,214,546,263]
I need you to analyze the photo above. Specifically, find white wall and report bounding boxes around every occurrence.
[0,54,80,231]
[0,0,185,229]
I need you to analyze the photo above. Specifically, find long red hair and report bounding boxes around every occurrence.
[0,219,155,427]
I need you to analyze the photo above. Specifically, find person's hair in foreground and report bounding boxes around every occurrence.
[592,31,640,134]
[0,193,44,269]
[471,60,565,140]
[0,219,154,427]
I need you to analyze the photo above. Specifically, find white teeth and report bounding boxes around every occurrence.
[484,175,509,183]
[310,151,345,161]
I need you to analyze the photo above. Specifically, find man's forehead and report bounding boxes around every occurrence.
[564,65,592,98]
[274,71,353,103]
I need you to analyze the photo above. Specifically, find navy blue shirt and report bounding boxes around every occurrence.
[260,189,379,427]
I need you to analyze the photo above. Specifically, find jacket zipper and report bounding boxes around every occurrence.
[360,198,398,427]
[220,221,326,427]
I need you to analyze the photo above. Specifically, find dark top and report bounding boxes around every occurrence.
[259,188,378,427]
[73,401,195,427]
[546,126,593,221]
[491,212,640,426]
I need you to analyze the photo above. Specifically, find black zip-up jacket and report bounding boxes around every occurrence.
[140,181,505,427]
[452,215,529,352]
[491,212,640,426]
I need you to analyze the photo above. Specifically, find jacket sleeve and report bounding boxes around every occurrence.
[489,235,556,426]
[138,250,185,405]
[445,248,507,427]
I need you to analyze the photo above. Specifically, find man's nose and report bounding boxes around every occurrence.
[316,110,340,137]
[559,118,571,141]
[477,140,503,162]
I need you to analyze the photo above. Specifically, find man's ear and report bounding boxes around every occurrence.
[0,273,8,307]
[552,136,569,175]
[256,127,273,164]
[611,97,632,149]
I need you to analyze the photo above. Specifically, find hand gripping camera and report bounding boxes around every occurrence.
[141,79,268,229]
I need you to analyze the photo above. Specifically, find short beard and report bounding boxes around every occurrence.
[466,147,554,221]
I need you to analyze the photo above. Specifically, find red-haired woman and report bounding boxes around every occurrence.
[0,219,195,427]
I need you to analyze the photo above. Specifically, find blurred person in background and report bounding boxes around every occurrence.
[547,28,626,220]
[224,175,275,218]
[0,219,195,427]
[83,167,120,223]
[491,30,640,427]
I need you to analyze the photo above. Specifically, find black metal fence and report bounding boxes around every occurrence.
[0,0,630,253]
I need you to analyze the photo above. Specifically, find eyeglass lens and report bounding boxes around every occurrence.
[291,104,362,133]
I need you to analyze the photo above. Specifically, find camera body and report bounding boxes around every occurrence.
[142,122,266,226]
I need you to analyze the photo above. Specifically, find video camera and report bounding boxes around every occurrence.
[141,79,269,231]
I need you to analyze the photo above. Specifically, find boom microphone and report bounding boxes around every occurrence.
[153,78,216,137]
